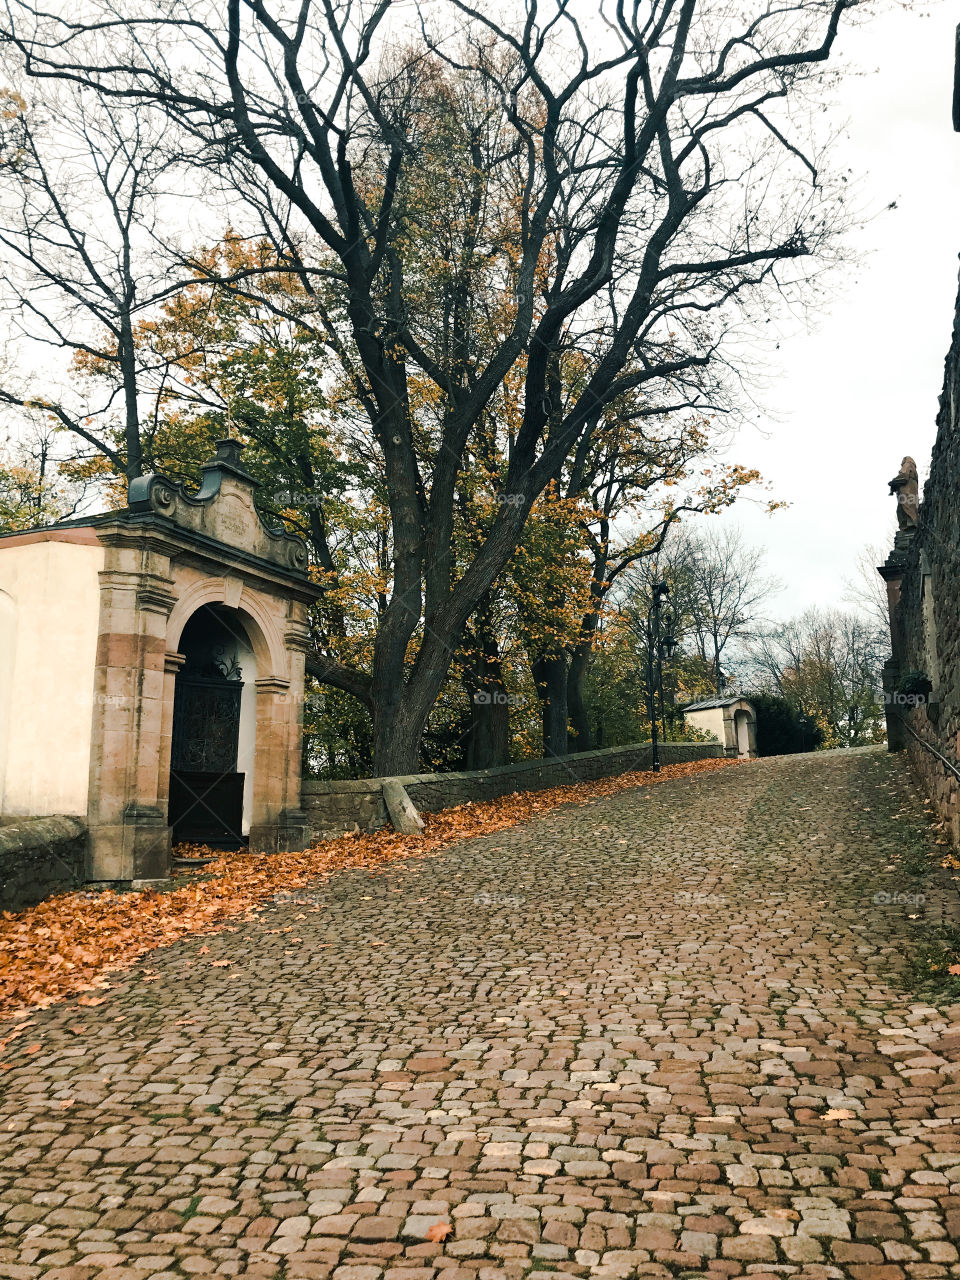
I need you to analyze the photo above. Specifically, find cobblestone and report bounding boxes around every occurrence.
[2,748,960,1279]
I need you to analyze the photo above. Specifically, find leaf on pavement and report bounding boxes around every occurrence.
[425,1222,453,1242]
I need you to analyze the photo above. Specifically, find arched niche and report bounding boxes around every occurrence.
[166,578,287,682]
[733,707,756,758]
[168,603,259,843]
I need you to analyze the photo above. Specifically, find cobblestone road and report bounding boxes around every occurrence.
[3,747,960,1280]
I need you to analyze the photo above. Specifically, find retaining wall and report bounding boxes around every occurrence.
[881,266,960,847]
[302,740,723,838]
[0,815,87,910]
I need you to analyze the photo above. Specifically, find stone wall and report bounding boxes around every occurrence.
[302,740,723,838]
[881,266,960,846]
[0,816,87,910]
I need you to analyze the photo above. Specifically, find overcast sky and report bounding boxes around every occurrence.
[708,1,960,620]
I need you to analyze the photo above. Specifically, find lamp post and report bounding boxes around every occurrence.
[646,582,678,772]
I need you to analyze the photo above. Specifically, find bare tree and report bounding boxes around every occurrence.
[683,525,778,692]
[612,519,773,722]
[844,542,892,634]
[3,0,859,773]
[0,84,180,482]
[749,606,886,746]
[0,420,95,529]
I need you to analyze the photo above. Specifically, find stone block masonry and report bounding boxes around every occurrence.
[0,815,86,910]
[3,749,958,1277]
[880,265,960,846]
[301,739,723,837]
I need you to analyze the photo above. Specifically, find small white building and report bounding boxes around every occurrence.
[682,696,757,758]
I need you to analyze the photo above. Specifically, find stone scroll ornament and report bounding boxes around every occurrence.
[888,456,919,530]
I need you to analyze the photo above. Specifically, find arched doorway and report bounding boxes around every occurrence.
[169,604,257,846]
[734,708,754,758]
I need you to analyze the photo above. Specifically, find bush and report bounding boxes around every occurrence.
[745,692,823,756]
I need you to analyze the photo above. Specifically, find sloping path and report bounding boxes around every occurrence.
[2,748,960,1280]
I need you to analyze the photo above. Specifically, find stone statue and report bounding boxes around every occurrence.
[889,456,919,530]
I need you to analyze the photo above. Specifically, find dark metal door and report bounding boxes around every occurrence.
[172,677,242,773]
[169,676,245,845]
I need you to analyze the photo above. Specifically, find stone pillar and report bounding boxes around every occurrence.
[276,610,313,851]
[881,657,905,752]
[248,676,290,852]
[86,538,178,884]
[246,606,313,853]
[158,652,185,822]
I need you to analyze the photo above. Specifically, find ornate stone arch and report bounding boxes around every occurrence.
[83,439,320,884]
[166,578,288,682]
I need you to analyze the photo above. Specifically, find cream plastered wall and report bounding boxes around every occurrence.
[0,587,16,814]
[0,537,104,816]
[684,706,728,748]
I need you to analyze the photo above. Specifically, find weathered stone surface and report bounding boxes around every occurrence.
[381,781,424,835]
[302,740,723,837]
[881,267,960,846]
[2,747,958,1280]
[0,815,86,909]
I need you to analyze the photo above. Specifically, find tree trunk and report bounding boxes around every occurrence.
[119,307,143,483]
[532,654,568,758]
[466,683,510,769]
[371,695,429,776]
[464,596,511,769]
[566,544,607,752]
[567,643,592,753]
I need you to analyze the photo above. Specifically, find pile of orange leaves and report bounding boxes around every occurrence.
[0,757,736,1016]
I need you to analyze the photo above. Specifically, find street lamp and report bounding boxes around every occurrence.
[646,582,677,772]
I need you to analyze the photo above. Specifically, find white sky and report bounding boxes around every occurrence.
[707,2,960,619]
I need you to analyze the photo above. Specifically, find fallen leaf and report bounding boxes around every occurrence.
[823,1108,855,1120]
[76,996,106,1007]
[210,960,230,968]
[24,1044,41,1054]
[425,1222,453,1242]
